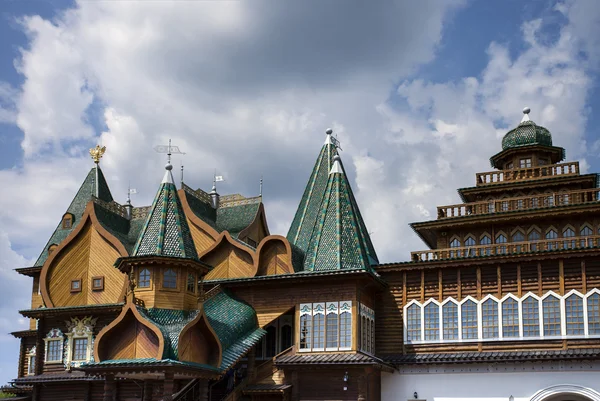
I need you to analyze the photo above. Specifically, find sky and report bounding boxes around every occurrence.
[1,0,600,386]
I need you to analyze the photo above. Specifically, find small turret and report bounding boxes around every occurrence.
[210,182,220,209]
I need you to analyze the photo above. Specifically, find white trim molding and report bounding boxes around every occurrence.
[530,384,600,401]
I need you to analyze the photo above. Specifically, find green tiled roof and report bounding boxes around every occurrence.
[216,203,260,238]
[134,290,264,371]
[132,170,198,260]
[34,166,113,267]
[304,156,378,272]
[287,135,337,257]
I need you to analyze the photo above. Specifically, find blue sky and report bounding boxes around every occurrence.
[0,0,599,387]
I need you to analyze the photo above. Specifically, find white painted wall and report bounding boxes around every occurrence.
[382,369,600,401]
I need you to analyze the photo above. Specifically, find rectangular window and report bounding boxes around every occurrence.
[70,279,82,293]
[326,313,338,349]
[186,272,196,293]
[72,338,88,361]
[339,311,352,348]
[543,296,561,336]
[46,339,62,362]
[312,313,325,350]
[28,356,35,374]
[163,269,177,289]
[520,158,532,168]
[138,269,151,288]
[299,313,312,350]
[301,302,352,351]
[91,276,104,291]
[442,303,458,340]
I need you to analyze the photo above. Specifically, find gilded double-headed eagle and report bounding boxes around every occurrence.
[89,145,106,164]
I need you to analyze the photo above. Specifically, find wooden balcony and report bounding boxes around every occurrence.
[437,187,600,219]
[475,161,579,186]
[411,235,600,262]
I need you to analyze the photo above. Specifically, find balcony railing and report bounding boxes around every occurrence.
[411,235,600,262]
[437,187,600,219]
[475,161,579,186]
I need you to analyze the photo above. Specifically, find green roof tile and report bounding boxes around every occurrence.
[132,168,198,260]
[216,203,260,238]
[304,156,377,272]
[34,166,113,267]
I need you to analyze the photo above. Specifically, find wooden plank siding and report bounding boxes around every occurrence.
[203,242,255,280]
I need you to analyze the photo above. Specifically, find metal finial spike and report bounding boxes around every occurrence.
[521,107,531,123]
[180,165,184,188]
[259,175,263,197]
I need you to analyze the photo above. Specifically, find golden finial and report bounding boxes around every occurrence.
[89,145,106,164]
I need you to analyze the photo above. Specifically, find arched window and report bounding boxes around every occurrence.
[424,303,439,341]
[545,229,558,250]
[565,294,584,335]
[299,314,312,350]
[563,227,576,249]
[522,296,540,337]
[502,298,519,338]
[512,231,525,253]
[580,225,593,248]
[62,213,74,229]
[461,300,478,339]
[339,312,352,348]
[528,230,541,251]
[480,235,492,256]
[326,312,338,349]
[495,234,507,255]
[587,293,600,335]
[464,237,476,257]
[449,238,461,258]
[265,326,277,358]
[313,309,325,350]
[281,325,293,351]
[481,299,499,339]
[542,295,561,336]
[163,269,177,288]
[442,302,458,340]
[406,304,421,342]
[138,269,151,288]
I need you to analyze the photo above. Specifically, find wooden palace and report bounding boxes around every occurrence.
[4,108,600,401]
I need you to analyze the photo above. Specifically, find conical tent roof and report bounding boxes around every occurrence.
[34,166,114,266]
[132,165,198,259]
[287,131,338,255]
[303,155,378,272]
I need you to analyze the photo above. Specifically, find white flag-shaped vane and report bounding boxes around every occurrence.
[129,188,138,194]
[215,176,224,182]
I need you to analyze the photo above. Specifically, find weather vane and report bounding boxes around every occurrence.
[153,139,185,164]
[89,145,106,164]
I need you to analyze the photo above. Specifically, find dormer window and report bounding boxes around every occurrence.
[163,268,177,289]
[62,213,74,229]
[48,244,58,255]
[138,268,151,288]
[71,279,82,293]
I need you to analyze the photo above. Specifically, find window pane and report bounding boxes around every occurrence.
[565,295,584,335]
[546,230,558,250]
[72,338,88,361]
[339,312,352,348]
[529,231,540,251]
[580,226,593,248]
[406,304,421,342]
[424,303,439,341]
[522,297,540,337]
[482,299,499,339]
[47,340,62,362]
[300,315,312,349]
[563,228,576,249]
[496,235,507,254]
[588,293,600,335]
[442,303,458,340]
[326,313,338,348]
[502,298,519,337]
[461,300,478,339]
[543,296,561,336]
[28,356,35,374]
[313,314,324,348]
[138,269,151,288]
[163,269,177,288]
[450,239,461,257]
[186,273,195,292]
[480,235,492,256]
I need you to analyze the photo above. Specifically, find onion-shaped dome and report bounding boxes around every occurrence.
[501,107,552,150]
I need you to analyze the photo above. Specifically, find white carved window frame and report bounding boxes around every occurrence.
[43,329,64,364]
[298,301,352,353]
[64,317,96,367]
[26,346,36,375]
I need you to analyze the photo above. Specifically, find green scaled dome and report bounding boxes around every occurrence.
[501,107,552,150]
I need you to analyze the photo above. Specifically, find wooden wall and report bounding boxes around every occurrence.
[256,239,293,276]
[134,266,199,310]
[375,257,600,355]
[203,242,255,280]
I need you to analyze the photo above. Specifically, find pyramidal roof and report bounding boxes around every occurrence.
[287,130,338,255]
[34,165,113,266]
[132,164,198,259]
[288,130,378,272]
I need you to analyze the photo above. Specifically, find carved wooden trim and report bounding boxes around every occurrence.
[559,259,565,295]
[582,260,587,294]
[177,188,220,240]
